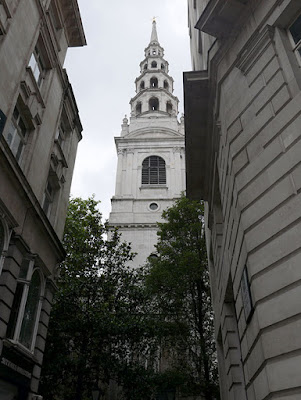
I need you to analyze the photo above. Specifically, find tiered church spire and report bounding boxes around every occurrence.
[109,19,185,269]
[129,20,179,119]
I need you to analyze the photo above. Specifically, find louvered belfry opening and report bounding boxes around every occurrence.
[142,156,166,185]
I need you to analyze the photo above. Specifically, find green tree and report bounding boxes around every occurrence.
[146,196,219,400]
[40,197,160,400]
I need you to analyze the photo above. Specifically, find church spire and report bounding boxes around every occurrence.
[150,18,159,44]
[128,19,180,121]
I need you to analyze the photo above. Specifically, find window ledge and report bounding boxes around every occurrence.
[140,185,168,190]
[195,0,247,38]
[3,339,37,362]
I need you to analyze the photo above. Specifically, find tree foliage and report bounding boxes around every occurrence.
[146,196,219,400]
[40,196,219,400]
[40,197,160,400]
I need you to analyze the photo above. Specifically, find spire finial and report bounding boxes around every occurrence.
[150,17,159,43]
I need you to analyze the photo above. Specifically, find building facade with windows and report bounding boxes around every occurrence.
[0,0,85,399]
[184,0,301,399]
[109,20,185,268]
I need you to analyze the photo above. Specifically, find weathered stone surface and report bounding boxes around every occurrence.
[0,0,85,397]
[186,0,301,398]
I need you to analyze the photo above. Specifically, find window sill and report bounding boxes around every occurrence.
[140,185,167,190]
[3,338,37,362]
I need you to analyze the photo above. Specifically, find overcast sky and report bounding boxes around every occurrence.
[65,1,191,220]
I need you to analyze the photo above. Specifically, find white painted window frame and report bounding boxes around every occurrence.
[288,14,301,66]
[0,216,11,276]
[5,106,27,162]
[28,46,45,87]
[11,262,45,353]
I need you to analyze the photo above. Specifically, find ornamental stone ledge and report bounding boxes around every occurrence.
[195,0,248,39]
[58,0,86,47]
[183,70,212,201]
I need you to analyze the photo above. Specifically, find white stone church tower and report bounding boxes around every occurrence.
[109,20,185,268]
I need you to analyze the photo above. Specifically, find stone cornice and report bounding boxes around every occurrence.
[135,69,173,83]
[195,0,248,39]
[130,87,178,104]
[109,223,158,230]
[121,126,183,138]
[115,136,185,147]
[57,0,86,47]
[184,70,212,201]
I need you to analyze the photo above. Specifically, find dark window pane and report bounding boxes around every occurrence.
[18,118,26,136]
[290,16,301,44]
[13,107,19,120]
[19,259,30,280]
[7,283,24,339]
[0,221,4,253]
[142,156,166,185]
[149,203,158,210]
[11,134,22,159]
[15,139,23,162]
[19,270,41,348]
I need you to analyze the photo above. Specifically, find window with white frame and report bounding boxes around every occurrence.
[288,15,301,63]
[7,259,44,351]
[3,105,28,162]
[55,122,65,149]
[42,179,55,216]
[28,46,45,87]
[142,156,166,185]
[55,110,72,159]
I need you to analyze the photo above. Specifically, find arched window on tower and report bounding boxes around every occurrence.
[144,64,147,70]
[136,102,142,115]
[164,80,169,90]
[142,156,166,185]
[140,81,145,90]
[149,97,159,111]
[150,77,158,88]
[161,63,165,70]
[151,61,157,68]
[152,49,156,55]
[166,101,172,114]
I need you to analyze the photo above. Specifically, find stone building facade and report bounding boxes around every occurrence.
[0,0,85,399]
[184,1,301,399]
[109,20,185,268]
